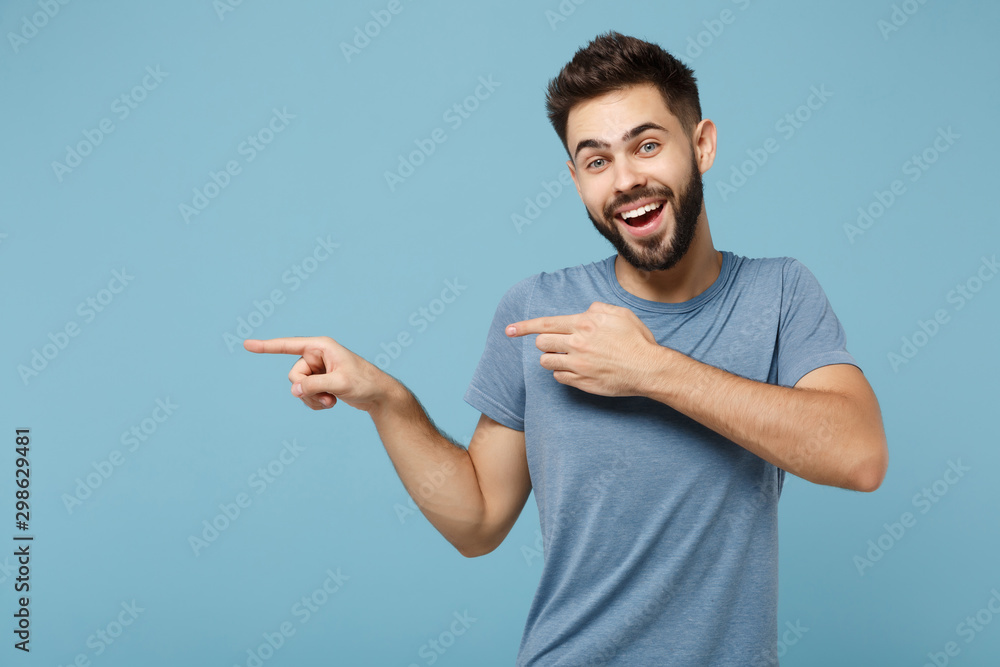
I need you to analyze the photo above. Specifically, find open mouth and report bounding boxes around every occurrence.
[615,200,667,237]
[618,201,664,227]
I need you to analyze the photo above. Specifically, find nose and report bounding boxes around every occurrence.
[611,156,647,194]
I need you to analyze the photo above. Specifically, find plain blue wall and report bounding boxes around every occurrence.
[2,1,998,665]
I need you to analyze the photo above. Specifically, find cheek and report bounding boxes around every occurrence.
[578,178,612,217]
[587,197,610,222]
[662,151,694,184]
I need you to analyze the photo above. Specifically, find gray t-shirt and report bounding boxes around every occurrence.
[464,250,859,666]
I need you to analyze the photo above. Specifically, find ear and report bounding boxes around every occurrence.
[567,159,582,199]
[692,119,717,174]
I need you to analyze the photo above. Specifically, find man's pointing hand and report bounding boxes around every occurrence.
[504,302,661,397]
[244,336,386,413]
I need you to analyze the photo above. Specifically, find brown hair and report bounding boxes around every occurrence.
[545,31,702,160]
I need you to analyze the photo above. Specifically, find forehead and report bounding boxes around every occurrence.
[566,83,682,151]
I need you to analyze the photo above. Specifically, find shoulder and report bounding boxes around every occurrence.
[721,250,791,287]
[501,257,608,301]
[774,256,829,297]
[536,256,607,287]
[727,252,817,283]
[715,253,830,310]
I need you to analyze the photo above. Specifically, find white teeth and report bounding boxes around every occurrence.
[620,201,663,220]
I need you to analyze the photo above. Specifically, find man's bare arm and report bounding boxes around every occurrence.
[640,351,888,492]
[504,302,888,492]
[244,336,532,557]
[369,384,531,557]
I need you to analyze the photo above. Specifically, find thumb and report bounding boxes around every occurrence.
[293,374,327,398]
[292,376,338,408]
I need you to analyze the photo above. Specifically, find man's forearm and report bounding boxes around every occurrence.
[367,377,487,555]
[640,345,879,491]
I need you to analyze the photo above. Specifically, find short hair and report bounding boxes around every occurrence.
[545,31,702,160]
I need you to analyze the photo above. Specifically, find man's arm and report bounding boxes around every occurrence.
[244,336,532,557]
[369,380,532,557]
[639,349,888,492]
[505,301,889,493]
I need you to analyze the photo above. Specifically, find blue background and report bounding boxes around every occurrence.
[2,1,998,665]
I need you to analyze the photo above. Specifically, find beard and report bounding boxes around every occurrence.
[585,148,704,273]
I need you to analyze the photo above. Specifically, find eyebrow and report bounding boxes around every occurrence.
[573,122,669,162]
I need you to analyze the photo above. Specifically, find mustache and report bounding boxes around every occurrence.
[603,187,674,220]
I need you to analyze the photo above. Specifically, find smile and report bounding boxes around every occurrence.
[619,201,663,222]
[615,200,667,238]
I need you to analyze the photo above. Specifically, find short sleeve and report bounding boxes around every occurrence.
[463,275,537,431]
[776,258,861,387]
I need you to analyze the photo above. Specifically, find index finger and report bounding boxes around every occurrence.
[243,337,326,355]
[505,314,579,337]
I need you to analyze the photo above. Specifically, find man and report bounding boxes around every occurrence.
[245,31,888,666]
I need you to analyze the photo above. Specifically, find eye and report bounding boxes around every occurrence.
[639,141,659,153]
[587,157,606,169]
